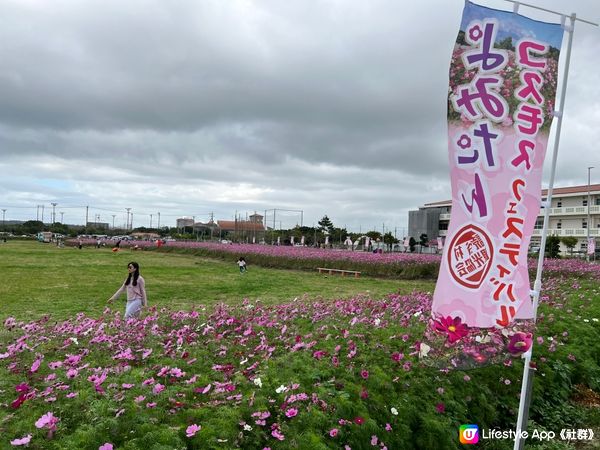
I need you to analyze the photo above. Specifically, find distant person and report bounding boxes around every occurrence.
[107,261,148,318]
[78,239,83,250]
[237,257,247,274]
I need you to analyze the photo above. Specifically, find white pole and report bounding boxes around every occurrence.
[513,12,576,450]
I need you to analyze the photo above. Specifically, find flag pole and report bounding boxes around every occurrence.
[513,12,576,450]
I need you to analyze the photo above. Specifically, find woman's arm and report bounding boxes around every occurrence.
[138,277,148,306]
[108,281,126,302]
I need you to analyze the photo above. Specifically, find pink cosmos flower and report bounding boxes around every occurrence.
[30,357,42,373]
[271,429,285,440]
[285,408,298,418]
[329,428,339,437]
[186,424,201,437]
[433,316,469,343]
[354,416,364,425]
[371,435,379,445]
[360,370,369,379]
[35,412,60,431]
[15,383,31,394]
[99,444,113,450]
[10,434,32,446]
[507,332,533,355]
[391,352,403,362]
[436,403,445,413]
[153,383,165,394]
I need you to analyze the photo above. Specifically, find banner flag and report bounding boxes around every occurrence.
[588,237,596,255]
[432,1,564,329]
[437,237,444,250]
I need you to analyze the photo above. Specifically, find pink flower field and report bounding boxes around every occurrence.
[1,261,598,448]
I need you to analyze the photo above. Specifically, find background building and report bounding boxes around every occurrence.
[409,184,600,254]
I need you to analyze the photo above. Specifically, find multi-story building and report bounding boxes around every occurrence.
[409,183,600,254]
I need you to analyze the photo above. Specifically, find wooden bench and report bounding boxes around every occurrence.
[317,267,361,278]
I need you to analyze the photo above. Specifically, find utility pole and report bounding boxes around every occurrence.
[157,212,161,230]
[1,209,6,230]
[150,214,153,229]
[60,212,64,223]
[51,202,57,224]
[126,208,131,231]
[587,166,594,261]
[85,206,89,229]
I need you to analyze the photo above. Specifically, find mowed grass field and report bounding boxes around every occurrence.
[0,241,434,321]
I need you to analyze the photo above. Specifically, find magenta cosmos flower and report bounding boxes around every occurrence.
[186,424,201,437]
[10,434,32,446]
[433,316,469,343]
[507,332,533,355]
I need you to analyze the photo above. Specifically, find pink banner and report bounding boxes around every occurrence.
[432,2,564,328]
[588,237,596,255]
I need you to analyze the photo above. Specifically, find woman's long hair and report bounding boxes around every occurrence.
[125,261,140,286]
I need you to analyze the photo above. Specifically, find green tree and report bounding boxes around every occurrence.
[383,232,397,245]
[545,235,561,258]
[419,233,429,248]
[21,220,45,234]
[496,36,514,50]
[560,236,578,256]
[366,231,382,241]
[317,215,334,233]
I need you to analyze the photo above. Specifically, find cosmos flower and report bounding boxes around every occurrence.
[433,316,469,343]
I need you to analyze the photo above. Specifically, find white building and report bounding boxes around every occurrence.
[409,183,600,254]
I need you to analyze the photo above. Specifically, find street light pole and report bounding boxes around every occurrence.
[126,208,131,231]
[51,203,57,224]
[1,209,6,230]
[587,166,594,261]
[60,212,64,223]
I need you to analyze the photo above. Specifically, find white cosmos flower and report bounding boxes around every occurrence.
[275,385,288,394]
[253,378,262,388]
[391,407,399,416]
[418,343,431,358]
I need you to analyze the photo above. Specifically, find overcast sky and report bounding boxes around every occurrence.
[1,0,598,233]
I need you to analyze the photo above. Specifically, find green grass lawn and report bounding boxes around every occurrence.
[0,241,433,321]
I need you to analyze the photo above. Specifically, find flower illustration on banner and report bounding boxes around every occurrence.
[457,134,472,149]
[507,332,533,355]
[468,24,483,42]
[433,316,469,344]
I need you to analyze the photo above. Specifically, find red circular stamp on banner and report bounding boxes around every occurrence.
[447,224,494,289]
